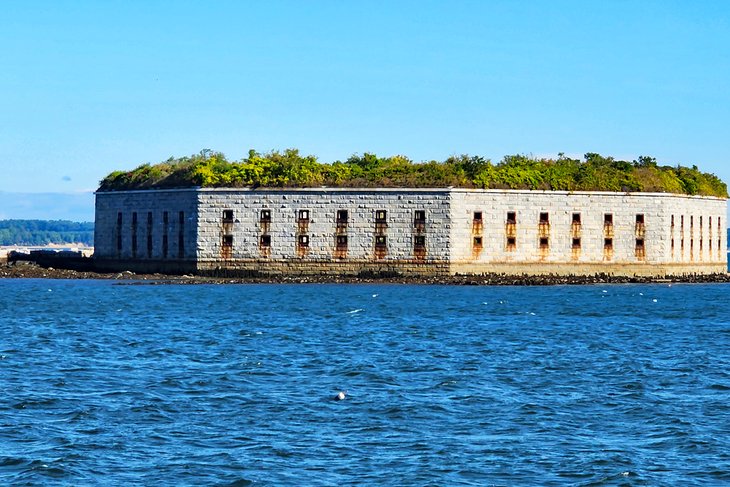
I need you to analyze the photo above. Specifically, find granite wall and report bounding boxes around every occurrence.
[195,188,451,276]
[93,188,727,276]
[94,189,198,273]
[448,190,727,276]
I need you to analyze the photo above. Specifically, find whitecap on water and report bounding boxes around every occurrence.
[347,309,363,314]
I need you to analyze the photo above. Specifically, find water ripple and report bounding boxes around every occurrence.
[1,280,729,485]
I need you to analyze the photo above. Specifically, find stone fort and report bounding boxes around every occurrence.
[94,187,727,276]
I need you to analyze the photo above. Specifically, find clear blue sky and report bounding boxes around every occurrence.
[2,0,729,195]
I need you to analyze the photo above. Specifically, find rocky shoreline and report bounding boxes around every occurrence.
[2,261,730,285]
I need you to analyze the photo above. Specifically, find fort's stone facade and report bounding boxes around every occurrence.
[94,188,727,277]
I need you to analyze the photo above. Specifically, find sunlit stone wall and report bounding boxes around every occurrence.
[93,188,727,276]
[449,190,727,276]
[195,188,452,275]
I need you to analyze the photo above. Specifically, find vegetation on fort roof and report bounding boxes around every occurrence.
[98,149,727,197]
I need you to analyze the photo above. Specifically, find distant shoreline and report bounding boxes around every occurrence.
[2,262,730,285]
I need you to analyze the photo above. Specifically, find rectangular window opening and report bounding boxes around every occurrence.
[375,210,387,223]
[375,235,387,246]
[507,211,516,223]
[336,209,348,223]
[572,213,581,224]
[507,237,517,250]
[131,212,138,256]
[604,238,613,249]
[636,214,645,224]
[223,235,233,246]
[178,211,185,258]
[474,211,483,222]
[414,210,426,224]
[539,212,549,224]
[147,211,153,258]
[223,209,234,222]
[539,237,549,248]
[162,211,169,259]
[636,238,645,259]
[572,237,581,249]
[298,209,310,221]
[116,212,123,251]
[260,235,271,247]
[473,236,483,247]
[298,235,310,247]
[260,209,271,223]
[336,235,348,248]
[604,213,613,225]
[414,235,426,247]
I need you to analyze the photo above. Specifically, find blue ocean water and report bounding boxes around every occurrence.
[1,280,729,486]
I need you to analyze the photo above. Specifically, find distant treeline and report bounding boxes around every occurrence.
[0,220,94,246]
[98,149,728,197]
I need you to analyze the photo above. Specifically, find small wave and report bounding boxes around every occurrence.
[11,397,59,409]
[0,456,27,468]
[579,470,636,486]
[6,460,73,482]
[57,409,93,423]
[218,480,254,487]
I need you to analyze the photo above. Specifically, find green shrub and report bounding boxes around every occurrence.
[97,150,728,197]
